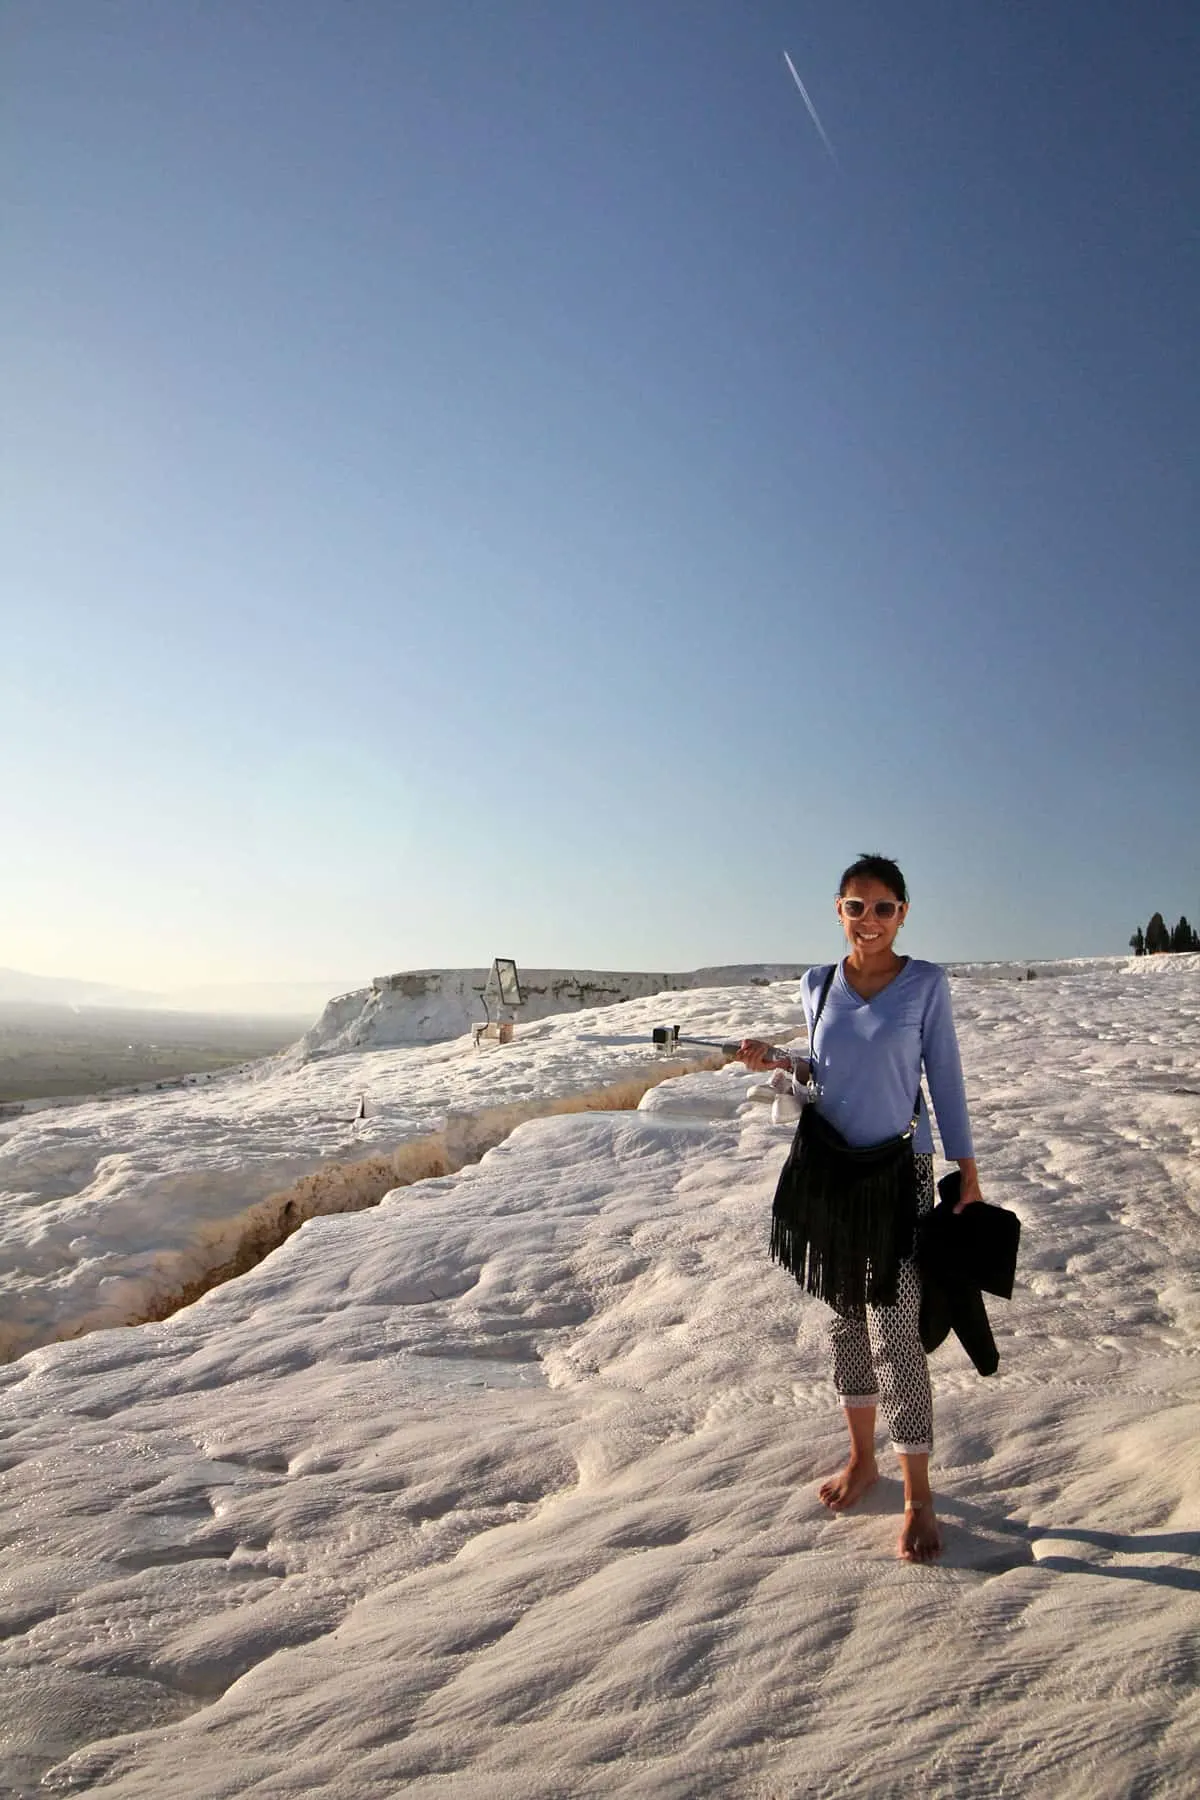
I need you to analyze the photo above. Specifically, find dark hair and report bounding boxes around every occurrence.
[838,853,909,904]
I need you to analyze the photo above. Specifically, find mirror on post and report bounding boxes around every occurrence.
[473,959,525,1048]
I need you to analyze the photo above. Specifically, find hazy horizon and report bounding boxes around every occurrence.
[0,964,354,1017]
[3,936,1177,1023]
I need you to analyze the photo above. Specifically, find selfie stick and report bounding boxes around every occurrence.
[650,1026,797,1062]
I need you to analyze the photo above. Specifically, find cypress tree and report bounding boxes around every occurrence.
[1129,926,1145,956]
[1145,913,1170,954]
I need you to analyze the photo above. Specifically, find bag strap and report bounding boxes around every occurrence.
[807,964,837,1071]
[810,960,924,1137]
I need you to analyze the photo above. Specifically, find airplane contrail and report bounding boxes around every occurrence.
[783,49,839,166]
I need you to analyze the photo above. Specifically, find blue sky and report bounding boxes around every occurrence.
[3,0,1197,989]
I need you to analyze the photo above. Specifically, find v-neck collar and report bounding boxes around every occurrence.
[838,955,912,1005]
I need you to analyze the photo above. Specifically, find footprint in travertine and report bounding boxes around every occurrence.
[148,1592,347,1701]
[371,1263,481,1306]
[399,1490,461,1525]
[8,1668,189,1792]
[438,1614,522,1657]
[201,1445,290,1475]
[950,1532,1037,1576]
[113,1530,241,1572]
[601,1512,691,1550]
[286,1448,344,1476]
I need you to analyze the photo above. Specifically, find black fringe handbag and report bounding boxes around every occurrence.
[769,966,922,1314]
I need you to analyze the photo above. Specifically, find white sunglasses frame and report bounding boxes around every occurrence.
[837,896,905,921]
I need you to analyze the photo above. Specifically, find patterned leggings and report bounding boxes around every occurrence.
[827,1153,935,1456]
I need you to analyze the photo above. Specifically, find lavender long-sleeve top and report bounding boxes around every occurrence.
[796,958,974,1159]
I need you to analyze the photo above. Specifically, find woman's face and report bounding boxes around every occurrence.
[836,877,908,956]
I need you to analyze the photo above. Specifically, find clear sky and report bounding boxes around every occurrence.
[3,0,1197,991]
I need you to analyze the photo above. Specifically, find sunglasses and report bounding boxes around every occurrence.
[839,897,903,920]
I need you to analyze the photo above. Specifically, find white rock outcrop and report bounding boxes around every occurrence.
[299,965,808,1058]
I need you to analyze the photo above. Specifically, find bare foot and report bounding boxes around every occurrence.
[898,1502,942,1563]
[818,1455,879,1512]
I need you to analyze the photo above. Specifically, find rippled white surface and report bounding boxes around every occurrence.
[1,958,1198,1797]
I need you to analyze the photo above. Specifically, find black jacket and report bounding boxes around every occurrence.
[917,1175,1021,1376]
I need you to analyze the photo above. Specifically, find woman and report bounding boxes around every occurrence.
[739,853,980,1564]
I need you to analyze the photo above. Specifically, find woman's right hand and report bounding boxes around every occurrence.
[737,1039,790,1072]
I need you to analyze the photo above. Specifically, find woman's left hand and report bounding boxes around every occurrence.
[954,1158,983,1212]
